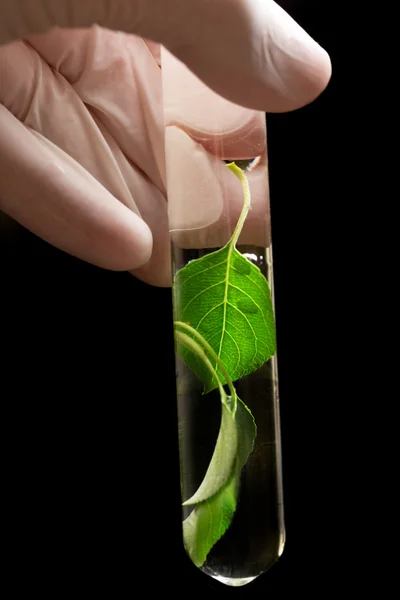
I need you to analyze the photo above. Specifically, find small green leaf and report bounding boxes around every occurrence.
[174,245,276,392]
[182,398,256,567]
[235,398,257,472]
[183,401,238,506]
[183,471,237,568]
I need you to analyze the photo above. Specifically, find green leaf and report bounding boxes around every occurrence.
[234,398,257,472]
[183,471,237,568]
[183,401,238,506]
[182,398,256,567]
[174,163,275,393]
[174,245,276,392]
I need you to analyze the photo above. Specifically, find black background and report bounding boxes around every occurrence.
[1,2,346,596]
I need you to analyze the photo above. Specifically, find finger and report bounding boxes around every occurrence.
[0,105,152,272]
[162,48,266,160]
[166,127,270,249]
[129,188,171,287]
[0,0,331,112]
[25,27,166,194]
[0,38,171,285]
[160,0,332,112]
[0,36,164,200]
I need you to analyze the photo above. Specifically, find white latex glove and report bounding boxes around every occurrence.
[0,0,331,286]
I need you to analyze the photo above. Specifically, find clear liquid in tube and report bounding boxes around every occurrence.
[175,243,285,587]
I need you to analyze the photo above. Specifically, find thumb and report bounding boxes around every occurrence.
[0,0,331,112]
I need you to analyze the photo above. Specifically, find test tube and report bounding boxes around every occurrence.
[162,47,285,588]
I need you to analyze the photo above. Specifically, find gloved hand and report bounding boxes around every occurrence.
[0,0,331,286]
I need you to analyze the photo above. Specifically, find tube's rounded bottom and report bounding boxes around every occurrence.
[209,574,258,587]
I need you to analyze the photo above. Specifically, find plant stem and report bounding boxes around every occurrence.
[174,330,228,406]
[174,321,237,412]
[226,162,251,248]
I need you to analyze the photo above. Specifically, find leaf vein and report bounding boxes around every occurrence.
[224,330,241,374]
[229,282,263,312]
[181,280,224,316]
[195,302,224,331]
[231,262,267,295]
[227,301,258,362]
[178,256,228,288]
[228,282,274,345]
